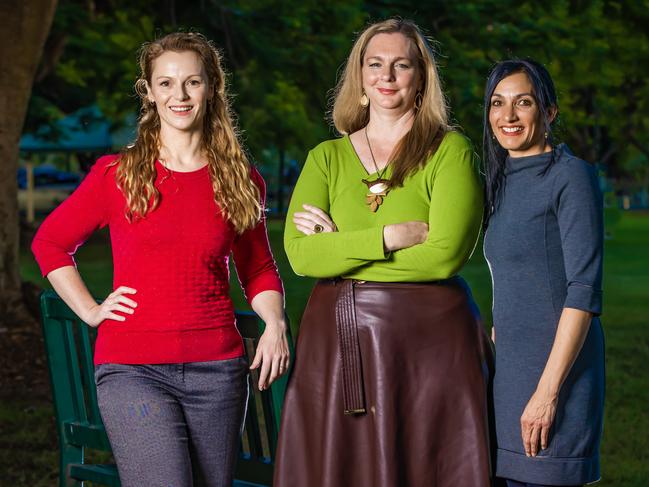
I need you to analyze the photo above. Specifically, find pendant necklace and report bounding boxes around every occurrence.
[361,126,390,212]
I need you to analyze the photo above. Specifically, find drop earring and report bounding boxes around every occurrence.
[360,93,369,107]
[414,91,423,110]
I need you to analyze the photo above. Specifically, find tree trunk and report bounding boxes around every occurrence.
[0,0,58,325]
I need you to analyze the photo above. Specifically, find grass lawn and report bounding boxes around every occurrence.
[8,211,649,486]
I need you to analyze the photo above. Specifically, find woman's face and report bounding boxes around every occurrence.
[146,50,210,134]
[489,71,553,157]
[362,32,421,114]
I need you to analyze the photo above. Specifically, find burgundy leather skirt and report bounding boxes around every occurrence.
[274,278,494,487]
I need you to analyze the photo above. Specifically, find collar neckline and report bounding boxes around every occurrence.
[505,144,566,175]
[156,159,209,179]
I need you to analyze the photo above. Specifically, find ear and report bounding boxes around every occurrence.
[547,105,558,125]
[144,80,155,104]
[418,69,425,92]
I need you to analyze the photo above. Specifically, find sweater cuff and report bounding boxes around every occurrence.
[244,277,285,305]
[33,250,76,278]
[366,226,389,260]
[564,282,602,315]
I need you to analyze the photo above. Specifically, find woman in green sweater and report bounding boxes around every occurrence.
[273,19,492,486]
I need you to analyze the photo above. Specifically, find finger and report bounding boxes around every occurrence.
[105,312,126,322]
[282,355,290,372]
[530,425,540,456]
[258,355,270,390]
[114,286,137,295]
[302,205,334,224]
[295,223,315,236]
[295,211,330,228]
[250,350,262,370]
[293,215,318,228]
[268,356,281,386]
[110,304,135,315]
[294,213,325,229]
[115,295,138,308]
[541,423,550,450]
[521,421,531,456]
[293,215,320,228]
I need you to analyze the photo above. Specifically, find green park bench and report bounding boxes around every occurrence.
[40,290,293,487]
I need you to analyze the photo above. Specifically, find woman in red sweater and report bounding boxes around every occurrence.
[32,32,289,487]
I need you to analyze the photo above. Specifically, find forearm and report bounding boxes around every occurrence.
[351,241,468,281]
[46,266,99,323]
[284,226,387,278]
[351,145,483,282]
[536,307,593,398]
[250,290,287,331]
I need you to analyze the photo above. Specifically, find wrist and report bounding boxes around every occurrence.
[382,225,395,252]
[536,377,560,400]
[79,301,96,320]
[264,319,288,333]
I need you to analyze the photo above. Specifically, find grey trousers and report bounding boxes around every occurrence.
[504,480,582,487]
[95,357,249,487]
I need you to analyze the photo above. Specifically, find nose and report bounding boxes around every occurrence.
[380,64,395,82]
[173,83,189,101]
[504,102,518,122]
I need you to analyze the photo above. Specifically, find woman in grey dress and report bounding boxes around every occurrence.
[483,59,604,487]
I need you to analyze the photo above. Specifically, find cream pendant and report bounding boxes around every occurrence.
[369,182,388,194]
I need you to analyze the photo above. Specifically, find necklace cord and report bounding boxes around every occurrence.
[364,126,388,180]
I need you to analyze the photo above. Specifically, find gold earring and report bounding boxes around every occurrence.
[414,92,423,110]
[360,93,369,107]
[544,131,548,139]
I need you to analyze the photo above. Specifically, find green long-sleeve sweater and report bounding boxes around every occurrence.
[284,131,483,281]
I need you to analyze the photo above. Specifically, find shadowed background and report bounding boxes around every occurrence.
[1,1,647,485]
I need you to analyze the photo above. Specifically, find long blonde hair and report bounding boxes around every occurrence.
[331,19,450,188]
[117,32,260,233]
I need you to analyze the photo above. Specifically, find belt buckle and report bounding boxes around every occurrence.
[344,408,366,415]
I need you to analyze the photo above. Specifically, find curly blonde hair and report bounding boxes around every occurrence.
[117,32,260,233]
[331,19,450,188]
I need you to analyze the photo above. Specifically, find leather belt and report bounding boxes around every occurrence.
[335,279,366,415]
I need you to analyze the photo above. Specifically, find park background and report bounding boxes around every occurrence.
[1,0,648,485]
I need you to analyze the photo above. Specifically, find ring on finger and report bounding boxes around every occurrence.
[314,224,324,233]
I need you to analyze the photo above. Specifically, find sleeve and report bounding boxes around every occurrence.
[31,156,113,277]
[554,159,604,315]
[231,167,284,303]
[350,145,484,281]
[283,148,389,278]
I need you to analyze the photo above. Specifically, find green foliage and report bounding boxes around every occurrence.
[24,0,649,183]
[27,1,159,133]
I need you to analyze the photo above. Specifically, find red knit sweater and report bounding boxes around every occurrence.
[32,155,284,365]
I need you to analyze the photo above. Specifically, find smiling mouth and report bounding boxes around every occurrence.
[501,126,524,135]
[378,89,397,95]
[170,106,193,113]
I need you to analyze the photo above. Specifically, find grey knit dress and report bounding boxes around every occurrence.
[484,144,605,485]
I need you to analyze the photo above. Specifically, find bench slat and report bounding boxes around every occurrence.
[69,463,120,486]
[41,289,293,486]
